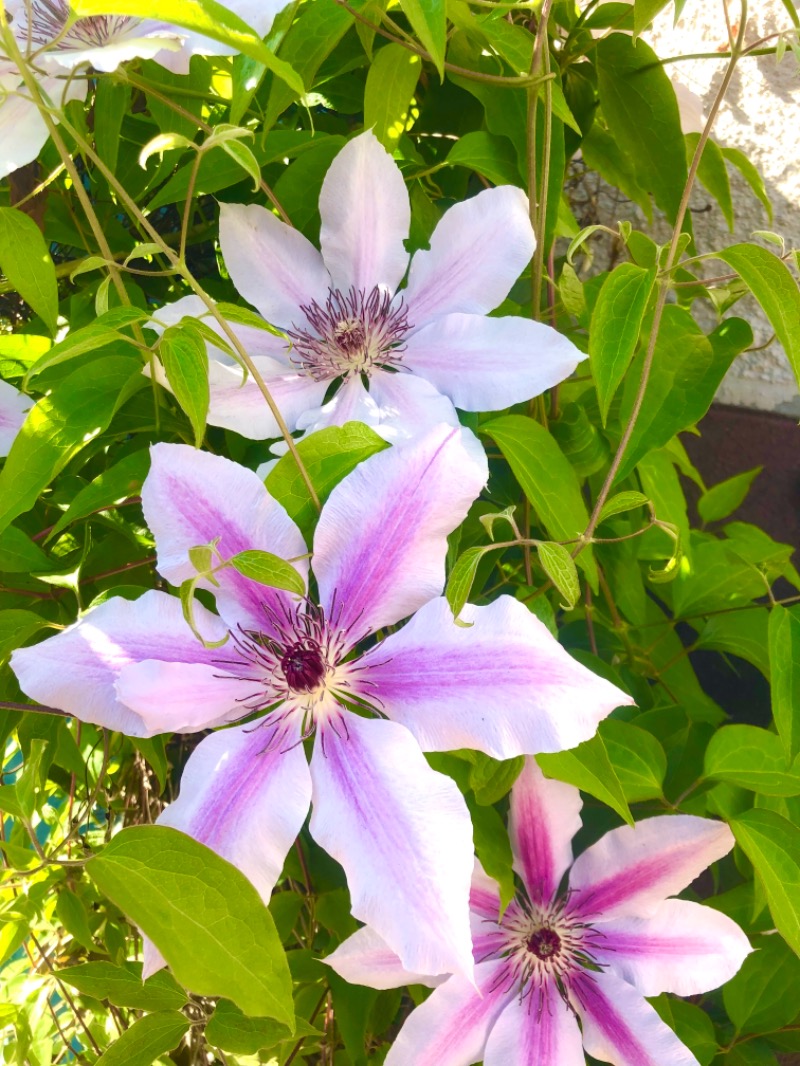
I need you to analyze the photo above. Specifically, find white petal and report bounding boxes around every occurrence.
[141,443,306,632]
[0,378,29,456]
[319,131,410,293]
[325,925,442,990]
[355,596,631,758]
[568,814,736,921]
[403,185,534,322]
[484,980,585,1066]
[308,714,475,982]
[596,898,752,997]
[219,203,331,328]
[0,82,50,179]
[312,426,487,639]
[401,313,581,411]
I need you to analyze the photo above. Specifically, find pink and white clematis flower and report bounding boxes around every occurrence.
[12,427,629,983]
[328,759,751,1066]
[154,131,582,444]
[0,0,284,176]
[0,378,29,455]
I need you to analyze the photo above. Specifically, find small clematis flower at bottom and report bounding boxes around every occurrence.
[11,426,630,985]
[328,759,751,1066]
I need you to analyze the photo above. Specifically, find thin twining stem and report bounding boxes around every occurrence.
[577,0,749,550]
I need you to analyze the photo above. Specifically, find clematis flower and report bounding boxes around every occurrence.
[11,426,629,983]
[154,131,582,445]
[5,0,285,74]
[0,378,29,455]
[328,759,751,1066]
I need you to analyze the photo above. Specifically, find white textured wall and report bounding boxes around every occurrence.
[593,0,800,414]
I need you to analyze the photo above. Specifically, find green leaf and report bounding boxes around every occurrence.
[206,999,321,1056]
[598,491,650,524]
[538,732,633,825]
[596,34,689,225]
[617,309,753,481]
[24,307,146,382]
[0,356,141,535]
[721,147,772,222]
[445,546,493,620]
[705,725,800,796]
[482,415,597,589]
[398,0,446,77]
[73,0,303,93]
[698,467,761,524]
[60,961,188,1012]
[769,607,800,764]
[364,44,421,148]
[671,540,766,618]
[715,244,800,390]
[219,138,263,191]
[94,77,128,172]
[633,0,672,35]
[0,609,52,662]
[687,133,734,230]
[229,550,305,596]
[445,131,522,187]
[0,527,50,573]
[600,719,666,802]
[696,610,770,678]
[266,422,389,543]
[94,1010,190,1066]
[589,263,656,423]
[468,753,525,806]
[0,207,59,335]
[55,889,96,952]
[46,450,150,542]
[467,796,515,912]
[731,808,800,957]
[536,541,580,610]
[158,325,209,448]
[87,826,294,1024]
[724,936,800,1036]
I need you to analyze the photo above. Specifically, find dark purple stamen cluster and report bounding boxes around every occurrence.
[286,286,411,381]
[18,0,133,51]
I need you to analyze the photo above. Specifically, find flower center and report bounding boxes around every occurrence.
[286,287,411,382]
[280,641,327,694]
[527,926,562,960]
[14,0,134,52]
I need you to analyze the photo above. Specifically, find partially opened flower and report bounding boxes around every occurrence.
[12,427,629,983]
[5,0,285,75]
[328,759,751,1066]
[155,131,582,445]
[0,378,29,455]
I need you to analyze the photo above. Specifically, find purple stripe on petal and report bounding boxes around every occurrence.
[573,969,700,1066]
[510,759,583,907]
[568,815,734,921]
[308,713,475,982]
[483,978,585,1066]
[385,962,511,1066]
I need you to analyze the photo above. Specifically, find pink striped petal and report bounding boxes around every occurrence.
[596,898,752,997]
[325,925,442,990]
[403,185,534,323]
[568,815,735,922]
[141,443,306,632]
[470,860,502,922]
[219,203,331,328]
[10,590,225,736]
[573,969,701,1066]
[319,131,410,294]
[355,596,631,758]
[385,962,510,1066]
[509,759,583,908]
[308,714,475,982]
[115,661,250,736]
[0,378,29,455]
[312,426,487,640]
[157,722,311,901]
[402,313,581,411]
[202,359,328,440]
[483,979,585,1066]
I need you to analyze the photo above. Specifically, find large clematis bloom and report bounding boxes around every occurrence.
[153,131,582,444]
[328,759,751,1066]
[0,378,29,455]
[12,427,629,983]
[0,0,284,177]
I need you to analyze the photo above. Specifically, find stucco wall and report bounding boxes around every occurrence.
[591,0,800,414]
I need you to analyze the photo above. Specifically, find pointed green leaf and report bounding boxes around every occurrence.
[158,326,209,448]
[538,733,633,825]
[364,44,421,148]
[229,550,305,596]
[0,207,59,335]
[536,541,580,610]
[731,809,800,957]
[398,0,446,77]
[770,606,800,764]
[94,1011,190,1066]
